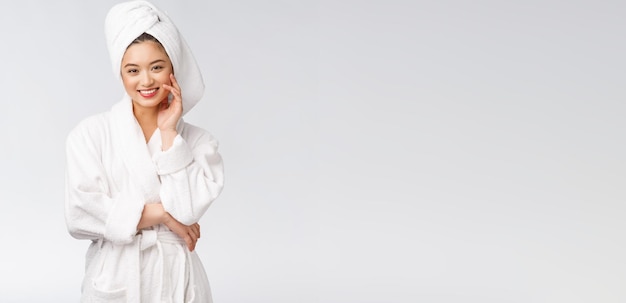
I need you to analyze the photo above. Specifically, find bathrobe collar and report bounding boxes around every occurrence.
[110,94,163,203]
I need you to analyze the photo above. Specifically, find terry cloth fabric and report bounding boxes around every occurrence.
[65,93,223,301]
[105,0,204,115]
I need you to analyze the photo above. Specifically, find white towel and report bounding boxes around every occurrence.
[105,0,204,115]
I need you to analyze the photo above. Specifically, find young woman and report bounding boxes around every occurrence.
[65,1,224,302]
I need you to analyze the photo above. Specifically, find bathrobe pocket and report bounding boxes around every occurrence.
[83,242,129,302]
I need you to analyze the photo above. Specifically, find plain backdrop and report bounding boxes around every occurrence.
[0,0,624,302]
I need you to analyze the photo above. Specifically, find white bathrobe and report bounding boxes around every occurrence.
[65,95,224,302]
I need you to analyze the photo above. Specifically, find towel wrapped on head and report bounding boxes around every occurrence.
[105,0,204,115]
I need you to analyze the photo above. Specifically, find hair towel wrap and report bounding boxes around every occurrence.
[105,0,204,115]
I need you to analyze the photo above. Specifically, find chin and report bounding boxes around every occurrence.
[132,94,167,108]
[132,98,159,108]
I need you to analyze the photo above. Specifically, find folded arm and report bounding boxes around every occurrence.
[153,126,224,225]
[65,122,144,244]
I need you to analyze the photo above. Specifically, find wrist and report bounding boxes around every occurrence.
[160,129,177,151]
[159,127,177,134]
[138,203,168,230]
[161,210,173,225]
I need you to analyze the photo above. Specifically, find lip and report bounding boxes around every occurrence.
[138,88,159,98]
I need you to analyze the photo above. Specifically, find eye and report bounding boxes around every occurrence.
[127,68,138,74]
[151,65,163,71]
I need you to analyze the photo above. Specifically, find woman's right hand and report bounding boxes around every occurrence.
[163,214,201,251]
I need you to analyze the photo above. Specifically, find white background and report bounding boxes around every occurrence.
[0,0,624,302]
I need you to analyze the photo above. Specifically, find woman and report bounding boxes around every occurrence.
[65,1,224,302]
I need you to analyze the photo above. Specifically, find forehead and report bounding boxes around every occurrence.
[122,41,170,63]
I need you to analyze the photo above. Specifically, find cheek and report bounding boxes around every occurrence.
[121,76,137,92]
[157,73,172,86]
[121,75,131,86]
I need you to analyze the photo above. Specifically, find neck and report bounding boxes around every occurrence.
[133,103,158,123]
[132,102,159,142]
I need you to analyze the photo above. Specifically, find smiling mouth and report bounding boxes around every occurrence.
[139,88,158,97]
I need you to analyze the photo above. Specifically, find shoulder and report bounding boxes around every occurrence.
[179,122,220,152]
[66,112,111,146]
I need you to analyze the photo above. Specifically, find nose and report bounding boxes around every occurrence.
[140,71,154,87]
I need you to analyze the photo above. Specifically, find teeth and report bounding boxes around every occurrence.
[140,89,157,94]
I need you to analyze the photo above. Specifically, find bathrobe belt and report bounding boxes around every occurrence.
[138,229,186,250]
[116,229,192,301]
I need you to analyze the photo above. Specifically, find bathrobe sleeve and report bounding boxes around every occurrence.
[65,116,145,244]
[152,124,224,225]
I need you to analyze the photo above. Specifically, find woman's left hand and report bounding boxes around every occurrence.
[158,73,183,132]
[163,213,201,252]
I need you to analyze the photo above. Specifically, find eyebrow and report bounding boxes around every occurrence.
[123,59,166,68]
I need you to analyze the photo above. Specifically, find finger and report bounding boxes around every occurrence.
[185,236,194,251]
[191,223,200,239]
[165,219,195,249]
[162,84,181,98]
[162,85,182,109]
[170,73,181,91]
[187,232,197,251]
[159,99,168,111]
[190,228,198,241]
[169,76,182,110]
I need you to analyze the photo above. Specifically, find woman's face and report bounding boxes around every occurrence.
[120,41,173,109]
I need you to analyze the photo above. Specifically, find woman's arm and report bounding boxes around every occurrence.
[153,127,225,225]
[153,74,225,225]
[136,203,168,230]
[65,118,145,244]
[137,203,201,251]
